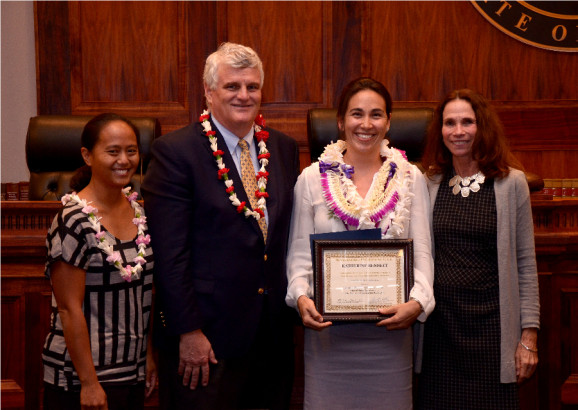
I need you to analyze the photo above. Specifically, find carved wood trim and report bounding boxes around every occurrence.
[532,200,578,233]
[562,374,578,404]
[0,380,25,409]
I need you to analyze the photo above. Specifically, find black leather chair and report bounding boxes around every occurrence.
[26,115,161,200]
[307,107,434,165]
[307,107,544,192]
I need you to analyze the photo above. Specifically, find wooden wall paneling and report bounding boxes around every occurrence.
[1,273,56,410]
[214,1,332,146]
[223,2,325,104]
[367,2,446,100]
[25,290,53,410]
[489,8,578,101]
[34,1,72,115]
[469,3,578,102]
[67,1,190,133]
[540,267,561,410]
[534,222,578,410]
[2,201,63,409]
[365,2,578,102]
[560,280,578,405]
[497,105,578,178]
[537,272,553,410]
[34,1,578,181]
[331,2,364,107]
[186,2,218,128]
[513,150,578,180]
[70,2,178,103]
[366,2,490,101]
[498,106,578,151]
[1,295,25,407]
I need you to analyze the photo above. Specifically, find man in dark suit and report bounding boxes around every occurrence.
[141,43,300,409]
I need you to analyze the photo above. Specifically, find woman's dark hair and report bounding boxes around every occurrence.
[422,89,523,180]
[70,113,140,192]
[337,77,393,125]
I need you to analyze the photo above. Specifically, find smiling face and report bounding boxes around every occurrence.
[442,99,478,162]
[338,89,390,158]
[81,120,139,189]
[204,64,262,138]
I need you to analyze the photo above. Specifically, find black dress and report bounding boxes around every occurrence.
[417,173,519,410]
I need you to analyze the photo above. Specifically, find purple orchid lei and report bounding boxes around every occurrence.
[318,140,413,236]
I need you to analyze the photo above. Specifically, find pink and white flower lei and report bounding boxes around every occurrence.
[199,110,269,221]
[319,139,414,238]
[61,187,149,282]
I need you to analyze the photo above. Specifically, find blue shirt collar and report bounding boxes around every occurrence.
[211,115,255,156]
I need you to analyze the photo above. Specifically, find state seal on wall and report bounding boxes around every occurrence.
[471,1,578,52]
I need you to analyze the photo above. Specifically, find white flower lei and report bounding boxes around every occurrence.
[61,187,150,282]
[200,110,269,221]
[319,139,414,238]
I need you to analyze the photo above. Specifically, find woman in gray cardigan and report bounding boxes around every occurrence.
[416,89,539,410]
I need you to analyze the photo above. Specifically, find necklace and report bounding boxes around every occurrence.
[449,171,486,197]
[318,140,414,237]
[200,110,269,221]
[61,187,150,282]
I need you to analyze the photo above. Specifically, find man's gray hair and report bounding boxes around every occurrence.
[203,42,264,90]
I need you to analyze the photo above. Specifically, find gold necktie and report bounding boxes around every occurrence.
[238,139,268,243]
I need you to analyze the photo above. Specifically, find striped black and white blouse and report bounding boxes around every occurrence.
[42,201,154,391]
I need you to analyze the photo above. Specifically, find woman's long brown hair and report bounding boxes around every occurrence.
[422,89,523,179]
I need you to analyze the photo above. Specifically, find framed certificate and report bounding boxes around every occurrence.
[312,239,414,321]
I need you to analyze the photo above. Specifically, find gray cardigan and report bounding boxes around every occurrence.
[426,168,540,383]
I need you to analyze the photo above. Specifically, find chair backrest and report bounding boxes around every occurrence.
[26,115,161,200]
[307,107,434,163]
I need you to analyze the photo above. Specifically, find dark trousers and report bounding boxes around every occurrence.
[43,382,145,410]
[158,310,294,409]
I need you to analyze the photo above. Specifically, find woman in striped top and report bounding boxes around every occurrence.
[42,113,155,410]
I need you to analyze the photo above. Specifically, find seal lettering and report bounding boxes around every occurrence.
[515,13,532,32]
[471,1,578,52]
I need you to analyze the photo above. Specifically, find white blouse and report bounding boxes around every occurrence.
[285,159,435,321]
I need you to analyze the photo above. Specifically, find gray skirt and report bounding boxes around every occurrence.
[304,323,413,410]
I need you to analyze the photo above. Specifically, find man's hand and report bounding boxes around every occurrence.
[297,295,332,331]
[178,329,218,390]
[377,300,421,330]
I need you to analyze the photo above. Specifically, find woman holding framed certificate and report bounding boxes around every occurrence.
[286,78,435,409]
[416,90,539,409]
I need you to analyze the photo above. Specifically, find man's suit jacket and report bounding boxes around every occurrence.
[141,118,300,359]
